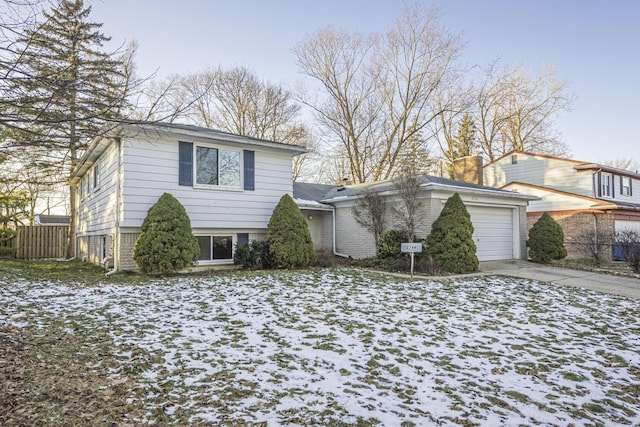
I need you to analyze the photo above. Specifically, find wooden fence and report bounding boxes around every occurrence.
[12,226,69,260]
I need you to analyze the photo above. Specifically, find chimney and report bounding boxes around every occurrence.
[453,155,483,185]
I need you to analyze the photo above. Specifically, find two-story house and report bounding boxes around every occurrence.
[483,151,640,259]
[70,121,307,272]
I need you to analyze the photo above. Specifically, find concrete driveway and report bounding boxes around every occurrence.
[479,260,640,299]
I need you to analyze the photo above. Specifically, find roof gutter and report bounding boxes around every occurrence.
[591,203,640,211]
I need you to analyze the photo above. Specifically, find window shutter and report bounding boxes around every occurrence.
[597,173,601,197]
[237,233,249,246]
[179,141,193,186]
[630,179,633,196]
[611,175,615,198]
[620,176,623,195]
[244,150,255,191]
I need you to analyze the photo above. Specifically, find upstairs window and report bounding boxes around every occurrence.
[600,173,612,197]
[92,162,100,191]
[621,176,632,196]
[196,146,240,187]
[179,141,254,190]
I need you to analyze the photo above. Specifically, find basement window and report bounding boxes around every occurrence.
[197,235,234,263]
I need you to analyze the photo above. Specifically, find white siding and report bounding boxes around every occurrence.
[484,154,593,197]
[76,141,119,235]
[502,183,595,212]
[611,176,640,205]
[120,137,293,229]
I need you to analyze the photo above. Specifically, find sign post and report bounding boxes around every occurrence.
[401,242,423,279]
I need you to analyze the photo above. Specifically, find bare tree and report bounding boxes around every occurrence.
[601,157,640,173]
[472,61,574,161]
[179,66,313,179]
[392,168,424,242]
[352,188,386,245]
[616,229,640,274]
[574,229,614,267]
[294,2,462,183]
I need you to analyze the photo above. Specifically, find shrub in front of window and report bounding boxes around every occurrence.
[234,239,274,270]
[425,193,478,274]
[526,212,567,263]
[266,194,317,268]
[615,229,640,273]
[133,193,200,275]
[376,230,409,259]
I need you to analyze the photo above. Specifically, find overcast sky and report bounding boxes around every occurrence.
[90,0,640,166]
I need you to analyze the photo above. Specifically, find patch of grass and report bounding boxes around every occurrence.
[0,258,106,282]
[2,268,640,426]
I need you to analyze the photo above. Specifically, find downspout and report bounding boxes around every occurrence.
[332,206,350,258]
[593,211,599,261]
[106,138,121,276]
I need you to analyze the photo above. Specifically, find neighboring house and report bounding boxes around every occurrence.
[483,151,640,260]
[70,121,307,271]
[34,215,70,226]
[294,175,536,262]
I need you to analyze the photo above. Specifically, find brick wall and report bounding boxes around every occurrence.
[527,211,615,261]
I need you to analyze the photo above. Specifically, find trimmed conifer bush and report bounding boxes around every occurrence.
[133,193,200,275]
[266,194,317,268]
[425,193,478,274]
[527,212,567,263]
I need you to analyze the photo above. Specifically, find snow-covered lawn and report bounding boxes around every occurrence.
[2,268,639,425]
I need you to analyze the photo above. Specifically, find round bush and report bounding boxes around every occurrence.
[376,229,409,259]
[425,193,478,274]
[527,212,567,263]
[133,193,200,275]
[266,194,317,268]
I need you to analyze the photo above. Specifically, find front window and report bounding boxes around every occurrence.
[600,173,611,197]
[196,146,241,188]
[196,235,234,262]
[622,176,632,196]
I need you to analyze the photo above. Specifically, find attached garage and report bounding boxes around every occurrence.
[467,205,516,261]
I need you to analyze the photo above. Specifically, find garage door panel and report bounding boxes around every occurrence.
[615,220,640,233]
[467,206,514,261]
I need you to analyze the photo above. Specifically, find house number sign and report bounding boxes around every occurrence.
[401,243,423,278]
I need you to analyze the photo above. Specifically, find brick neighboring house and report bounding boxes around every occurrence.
[483,151,640,261]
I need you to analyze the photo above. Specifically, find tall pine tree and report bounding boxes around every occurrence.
[15,0,130,256]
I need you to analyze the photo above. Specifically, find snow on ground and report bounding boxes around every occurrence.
[1,268,639,425]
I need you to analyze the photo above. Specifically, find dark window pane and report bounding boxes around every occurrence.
[179,141,193,186]
[213,236,233,260]
[196,146,218,185]
[197,236,211,261]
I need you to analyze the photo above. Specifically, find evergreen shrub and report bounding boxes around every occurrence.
[266,194,317,268]
[527,212,567,263]
[425,193,478,274]
[234,240,274,270]
[376,229,409,259]
[133,193,200,275]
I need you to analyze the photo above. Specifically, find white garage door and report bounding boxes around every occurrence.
[615,220,640,234]
[467,206,514,261]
